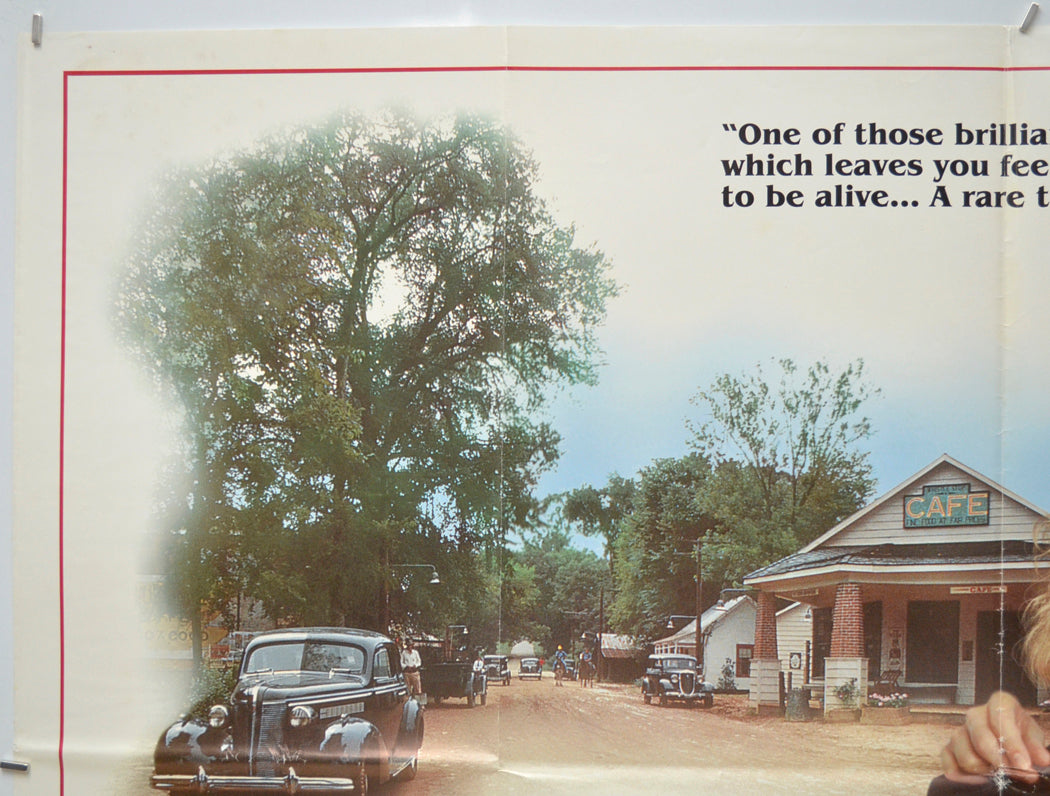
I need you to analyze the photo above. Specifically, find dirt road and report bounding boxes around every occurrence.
[396,676,954,796]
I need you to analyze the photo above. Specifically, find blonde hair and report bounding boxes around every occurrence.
[1021,520,1050,685]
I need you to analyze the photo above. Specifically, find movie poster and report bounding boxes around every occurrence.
[12,25,1050,794]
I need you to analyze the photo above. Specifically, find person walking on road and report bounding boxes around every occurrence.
[401,639,423,697]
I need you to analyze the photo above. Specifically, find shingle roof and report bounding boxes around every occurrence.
[745,540,1038,580]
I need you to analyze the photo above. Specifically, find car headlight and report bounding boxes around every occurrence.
[289,705,316,729]
[670,673,678,684]
[208,705,230,729]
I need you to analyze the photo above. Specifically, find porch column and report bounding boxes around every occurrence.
[749,590,782,716]
[824,582,869,715]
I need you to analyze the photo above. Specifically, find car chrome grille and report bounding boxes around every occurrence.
[259,703,284,775]
[250,701,285,777]
[680,672,695,694]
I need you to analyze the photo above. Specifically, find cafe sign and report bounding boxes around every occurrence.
[903,483,989,528]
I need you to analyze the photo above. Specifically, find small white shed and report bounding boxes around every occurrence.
[653,595,757,690]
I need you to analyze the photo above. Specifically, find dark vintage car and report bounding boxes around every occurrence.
[151,627,424,794]
[641,653,715,708]
[518,657,542,680]
[483,655,511,686]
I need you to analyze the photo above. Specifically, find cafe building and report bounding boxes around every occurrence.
[742,454,1050,715]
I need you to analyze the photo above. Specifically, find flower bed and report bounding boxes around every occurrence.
[862,692,911,725]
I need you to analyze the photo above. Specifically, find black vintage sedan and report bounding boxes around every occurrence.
[151,627,424,794]
[641,653,715,708]
[518,657,542,679]
[483,654,511,686]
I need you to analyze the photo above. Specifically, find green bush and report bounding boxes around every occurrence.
[185,666,239,720]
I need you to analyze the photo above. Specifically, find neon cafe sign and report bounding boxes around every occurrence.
[903,483,989,528]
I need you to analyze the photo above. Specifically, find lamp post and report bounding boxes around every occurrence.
[384,564,441,630]
[391,564,441,585]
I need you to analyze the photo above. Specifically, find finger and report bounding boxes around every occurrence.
[1023,717,1050,768]
[960,710,1012,772]
[943,723,998,777]
[1015,706,1050,768]
[993,700,1045,771]
[941,741,996,784]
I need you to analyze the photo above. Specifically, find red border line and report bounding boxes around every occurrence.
[59,70,69,795]
[55,60,1050,795]
[60,63,1049,78]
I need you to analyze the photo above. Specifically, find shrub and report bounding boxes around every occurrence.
[834,678,859,707]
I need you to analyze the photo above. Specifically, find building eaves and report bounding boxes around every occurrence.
[745,540,1038,581]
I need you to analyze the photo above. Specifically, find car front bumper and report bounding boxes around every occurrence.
[151,765,356,793]
[661,688,714,700]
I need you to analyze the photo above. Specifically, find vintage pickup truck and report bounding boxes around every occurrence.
[417,625,487,707]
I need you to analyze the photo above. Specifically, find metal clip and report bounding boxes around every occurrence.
[31,13,42,47]
[0,760,30,773]
[1021,3,1040,33]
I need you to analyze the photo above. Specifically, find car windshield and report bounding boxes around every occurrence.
[243,641,366,675]
[661,657,696,670]
[484,657,502,664]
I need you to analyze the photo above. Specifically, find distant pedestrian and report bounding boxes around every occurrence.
[401,639,422,696]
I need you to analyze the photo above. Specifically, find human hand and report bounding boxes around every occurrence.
[940,691,1050,784]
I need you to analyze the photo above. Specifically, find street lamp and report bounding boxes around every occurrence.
[391,564,441,585]
[384,564,441,630]
[714,588,751,609]
[666,614,695,629]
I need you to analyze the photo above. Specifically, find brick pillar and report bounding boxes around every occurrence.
[824,582,867,717]
[753,590,779,659]
[749,590,783,715]
[829,583,864,657]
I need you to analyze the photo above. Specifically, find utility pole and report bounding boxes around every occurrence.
[598,586,605,683]
[695,538,703,674]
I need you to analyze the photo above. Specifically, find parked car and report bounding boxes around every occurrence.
[483,655,512,686]
[518,657,543,679]
[641,653,715,707]
[151,627,424,793]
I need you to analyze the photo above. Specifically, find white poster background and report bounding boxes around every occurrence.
[13,22,1050,795]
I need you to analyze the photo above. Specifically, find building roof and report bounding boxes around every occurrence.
[653,595,753,647]
[746,540,1038,581]
[600,633,643,658]
[801,454,1049,553]
[743,455,1050,591]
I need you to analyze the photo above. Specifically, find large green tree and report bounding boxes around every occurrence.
[117,109,616,650]
[688,358,880,574]
[559,474,636,572]
[609,454,719,640]
[517,528,613,654]
[607,359,879,642]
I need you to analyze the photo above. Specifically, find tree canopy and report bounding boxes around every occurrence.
[558,474,636,570]
[603,358,879,641]
[117,109,616,650]
[688,357,879,551]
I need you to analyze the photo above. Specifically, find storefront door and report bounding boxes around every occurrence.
[811,607,832,679]
[976,610,1036,706]
[906,600,959,683]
